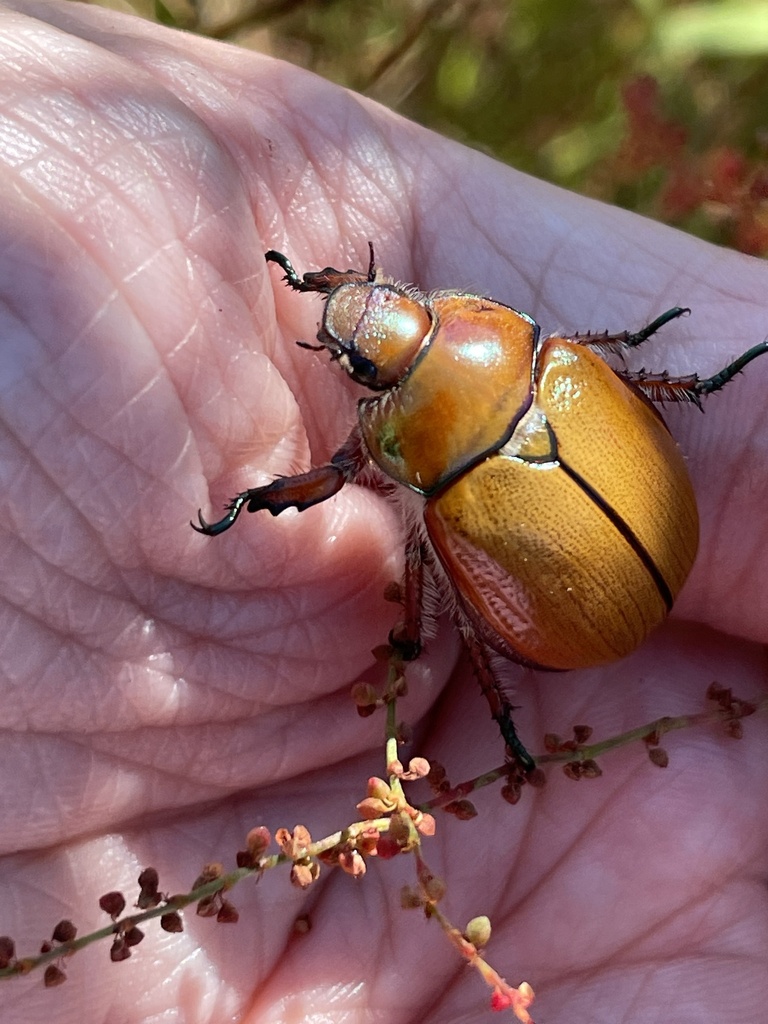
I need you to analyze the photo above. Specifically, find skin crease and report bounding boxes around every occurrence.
[0,2,767,1022]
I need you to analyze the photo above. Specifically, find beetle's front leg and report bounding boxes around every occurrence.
[193,430,367,536]
[265,243,376,295]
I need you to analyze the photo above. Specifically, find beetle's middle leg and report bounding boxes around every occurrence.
[622,341,768,407]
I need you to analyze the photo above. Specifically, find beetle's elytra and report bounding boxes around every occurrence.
[194,246,768,770]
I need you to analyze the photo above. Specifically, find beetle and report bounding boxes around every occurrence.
[194,246,768,771]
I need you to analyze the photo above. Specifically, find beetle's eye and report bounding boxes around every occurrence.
[348,352,378,385]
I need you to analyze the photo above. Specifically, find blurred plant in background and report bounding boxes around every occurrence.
[83,0,768,254]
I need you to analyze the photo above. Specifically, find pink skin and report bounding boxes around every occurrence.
[1,2,767,1021]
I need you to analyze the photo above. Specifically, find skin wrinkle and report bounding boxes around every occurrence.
[2,524,365,730]
[0,419,123,592]
[4,270,174,510]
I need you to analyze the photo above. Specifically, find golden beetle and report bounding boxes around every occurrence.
[194,247,768,770]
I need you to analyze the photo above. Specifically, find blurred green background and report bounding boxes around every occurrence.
[83,0,768,255]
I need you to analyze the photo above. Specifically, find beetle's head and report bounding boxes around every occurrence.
[317,281,434,390]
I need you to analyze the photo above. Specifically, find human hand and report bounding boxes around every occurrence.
[1,3,766,1022]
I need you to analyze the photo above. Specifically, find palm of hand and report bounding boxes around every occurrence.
[1,4,766,1022]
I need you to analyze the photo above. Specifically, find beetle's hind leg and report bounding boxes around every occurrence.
[622,341,768,407]
[565,306,690,359]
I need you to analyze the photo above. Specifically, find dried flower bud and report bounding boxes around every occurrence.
[580,759,602,779]
[99,892,126,920]
[0,936,15,969]
[110,937,131,962]
[400,885,424,910]
[396,720,413,744]
[501,782,522,805]
[351,682,379,708]
[526,768,547,788]
[137,867,161,908]
[138,867,159,892]
[196,895,219,918]
[51,920,77,944]
[648,747,669,768]
[572,724,593,744]
[290,863,316,890]
[427,761,447,789]
[275,828,293,855]
[160,912,184,934]
[292,825,311,850]
[445,799,477,820]
[192,863,223,890]
[123,926,144,948]
[416,862,445,904]
[195,897,219,921]
[43,964,66,987]
[423,875,446,903]
[216,900,239,924]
